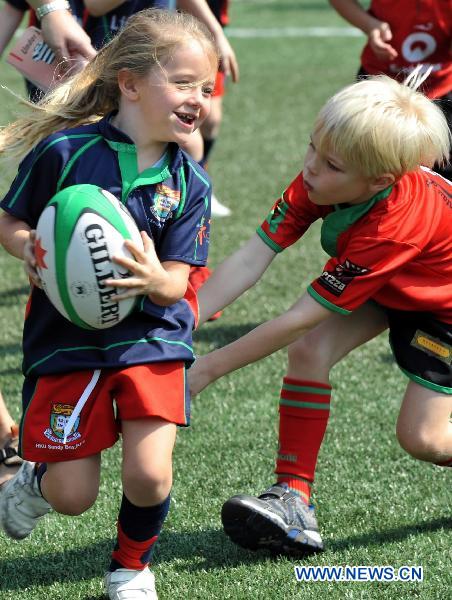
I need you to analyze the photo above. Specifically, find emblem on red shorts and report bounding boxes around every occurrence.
[44,403,81,444]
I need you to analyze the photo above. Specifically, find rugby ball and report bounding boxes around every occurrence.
[35,184,143,329]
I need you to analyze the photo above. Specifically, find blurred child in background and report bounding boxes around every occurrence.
[329,0,451,180]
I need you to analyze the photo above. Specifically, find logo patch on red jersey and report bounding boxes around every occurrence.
[318,259,370,297]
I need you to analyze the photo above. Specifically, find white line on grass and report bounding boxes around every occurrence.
[227,26,363,38]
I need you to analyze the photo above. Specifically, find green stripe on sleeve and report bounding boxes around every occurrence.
[187,161,210,186]
[56,136,103,192]
[267,198,289,233]
[307,285,351,315]
[7,134,100,209]
[256,227,284,253]
[175,165,187,219]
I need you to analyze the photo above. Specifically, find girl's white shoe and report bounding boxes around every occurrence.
[105,567,158,599]
[0,460,51,539]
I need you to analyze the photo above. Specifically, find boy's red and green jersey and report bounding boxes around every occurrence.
[257,168,452,323]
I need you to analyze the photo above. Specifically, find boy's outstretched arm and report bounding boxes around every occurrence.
[197,233,277,326]
[189,291,332,394]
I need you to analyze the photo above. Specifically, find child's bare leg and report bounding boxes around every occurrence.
[0,391,15,443]
[0,454,101,540]
[41,454,101,515]
[0,390,23,489]
[396,382,452,464]
[121,418,176,506]
[107,418,176,575]
[287,301,388,381]
[200,96,223,145]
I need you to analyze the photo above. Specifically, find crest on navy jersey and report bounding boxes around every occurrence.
[150,184,181,222]
[44,403,81,443]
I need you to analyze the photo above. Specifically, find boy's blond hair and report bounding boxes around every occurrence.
[0,8,219,161]
[313,73,451,179]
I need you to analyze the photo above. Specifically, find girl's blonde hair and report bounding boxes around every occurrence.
[313,72,451,179]
[0,8,219,161]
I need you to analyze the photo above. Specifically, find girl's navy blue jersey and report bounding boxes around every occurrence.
[84,1,176,49]
[1,115,211,376]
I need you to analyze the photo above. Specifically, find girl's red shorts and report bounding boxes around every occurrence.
[20,362,189,462]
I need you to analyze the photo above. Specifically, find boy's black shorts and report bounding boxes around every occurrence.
[385,309,452,394]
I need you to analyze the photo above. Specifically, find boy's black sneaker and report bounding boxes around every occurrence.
[221,482,324,556]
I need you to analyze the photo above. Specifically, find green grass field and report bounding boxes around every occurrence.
[0,1,450,598]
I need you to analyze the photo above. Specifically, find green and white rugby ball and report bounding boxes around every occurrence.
[35,184,143,329]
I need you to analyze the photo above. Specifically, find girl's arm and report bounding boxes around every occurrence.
[329,0,397,60]
[107,231,191,306]
[84,0,127,17]
[189,292,332,395]
[197,233,277,326]
[178,0,239,82]
[0,213,31,260]
[0,213,41,286]
[0,4,24,58]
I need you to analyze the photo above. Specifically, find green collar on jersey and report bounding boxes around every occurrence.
[105,140,171,203]
[320,185,393,257]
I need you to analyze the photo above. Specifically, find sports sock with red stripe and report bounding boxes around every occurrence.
[109,493,170,572]
[276,377,331,504]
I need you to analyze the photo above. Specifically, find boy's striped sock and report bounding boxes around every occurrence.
[276,377,331,505]
[109,494,170,572]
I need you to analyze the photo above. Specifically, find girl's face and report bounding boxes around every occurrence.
[134,39,216,147]
[303,132,377,206]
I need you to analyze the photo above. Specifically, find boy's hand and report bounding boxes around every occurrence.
[188,357,214,397]
[368,22,398,61]
[107,231,170,301]
[24,230,43,288]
